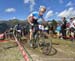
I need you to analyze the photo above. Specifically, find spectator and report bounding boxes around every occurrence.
[44,23,49,34]
[69,18,75,41]
[66,22,70,39]
[61,17,67,39]
[14,24,22,36]
[55,23,61,38]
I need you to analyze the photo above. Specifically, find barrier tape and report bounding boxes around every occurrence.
[0,34,4,38]
[14,35,29,61]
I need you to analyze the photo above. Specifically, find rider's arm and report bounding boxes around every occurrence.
[27,14,34,25]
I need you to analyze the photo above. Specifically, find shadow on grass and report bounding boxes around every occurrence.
[3,44,18,49]
[52,43,60,45]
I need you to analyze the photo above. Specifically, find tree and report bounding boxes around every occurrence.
[51,19,57,27]
[0,23,9,33]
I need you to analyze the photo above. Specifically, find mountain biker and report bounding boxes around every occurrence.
[27,6,46,41]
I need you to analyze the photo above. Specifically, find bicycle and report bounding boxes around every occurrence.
[29,24,52,55]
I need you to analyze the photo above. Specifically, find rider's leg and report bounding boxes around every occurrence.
[30,29,33,40]
[70,32,74,40]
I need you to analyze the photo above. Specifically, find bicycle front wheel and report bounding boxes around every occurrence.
[42,38,52,55]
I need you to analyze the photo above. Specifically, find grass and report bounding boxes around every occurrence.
[51,38,75,46]
[50,38,75,53]
[52,38,73,44]
[0,41,25,61]
[0,37,75,61]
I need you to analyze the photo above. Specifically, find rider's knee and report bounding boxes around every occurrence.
[30,29,33,35]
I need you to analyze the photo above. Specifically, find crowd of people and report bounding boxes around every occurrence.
[55,17,75,41]
[5,17,75,41]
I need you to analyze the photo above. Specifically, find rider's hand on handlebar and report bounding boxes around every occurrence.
[31,23,34,26]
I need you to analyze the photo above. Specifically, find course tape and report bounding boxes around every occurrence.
[0,34,4,38]
[14,35,29,61]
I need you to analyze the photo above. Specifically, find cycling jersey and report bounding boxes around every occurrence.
[29,11,43,24]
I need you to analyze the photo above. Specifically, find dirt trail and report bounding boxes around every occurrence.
[0,39,75,61]
[22,41,75,61]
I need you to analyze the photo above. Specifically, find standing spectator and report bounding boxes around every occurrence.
[61,17,67,39]
[66,22,70,39]
[14,24,22,37]
[55,23,61,38]
[44,23,49,34]
[69,18,75,41]
[9,27,14,39]
[73,17,75,38]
